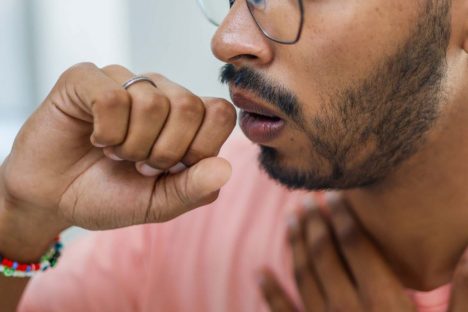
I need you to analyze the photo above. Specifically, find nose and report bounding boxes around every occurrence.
[211,1,274,67]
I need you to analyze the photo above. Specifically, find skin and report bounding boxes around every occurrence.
[259,194,468,312]
[211,0,468,293]
[0,64,236,310]
[221,1,450,190]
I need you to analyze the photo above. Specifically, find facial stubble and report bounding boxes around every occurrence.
[221,1,451,191]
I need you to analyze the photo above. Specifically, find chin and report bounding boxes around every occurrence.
[258,146,383,191]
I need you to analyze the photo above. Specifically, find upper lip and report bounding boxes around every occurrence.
[230,90,282,119]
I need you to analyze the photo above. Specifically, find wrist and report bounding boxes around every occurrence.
[0,191,68,263]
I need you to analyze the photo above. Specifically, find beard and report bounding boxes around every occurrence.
[221,0,451,191]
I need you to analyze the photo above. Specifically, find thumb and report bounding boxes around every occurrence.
[149,156,232,221]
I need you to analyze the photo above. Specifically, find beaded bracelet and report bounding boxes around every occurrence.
[0,237,63,278]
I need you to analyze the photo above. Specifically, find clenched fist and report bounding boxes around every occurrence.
[0,63,237,233]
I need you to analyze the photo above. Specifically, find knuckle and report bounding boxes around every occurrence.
[118,146,149,162]
[144,72,164,81]
[95,133,124,146]
[306,228,329,258]
[174,95,205,119]
[69,62,98,73]
[293,262,308,285]
[332,211,362,245]
[138,93,170,116]
[183,148,211,165]
[92,130,126,147]
[132,92,169,116]
[207,99,237,126]
[150,150,180,169]
[3,175,23,202]
[335,218,360,246]
[101,64,127,72]
[94,89,130,110]
[60,62,97,81]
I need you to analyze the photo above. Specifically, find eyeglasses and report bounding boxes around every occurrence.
[197,0,304,45]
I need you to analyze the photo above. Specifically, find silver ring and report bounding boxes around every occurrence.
[122,76,157,90]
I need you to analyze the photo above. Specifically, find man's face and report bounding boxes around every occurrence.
[211,0,452,190]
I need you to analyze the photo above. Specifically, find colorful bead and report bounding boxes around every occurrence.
[0,236,63,278]
[3,267,14,277]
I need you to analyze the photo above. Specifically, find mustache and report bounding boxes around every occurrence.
[219,64,302,123]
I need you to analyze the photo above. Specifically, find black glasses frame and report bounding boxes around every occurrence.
[197,0,305,45]
[246,0,304,45]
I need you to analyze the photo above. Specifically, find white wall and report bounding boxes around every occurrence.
[0,0,34,119]
[30,0,132,101]
[127,0,229,98]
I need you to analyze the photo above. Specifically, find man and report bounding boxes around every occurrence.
[1,0,467,311]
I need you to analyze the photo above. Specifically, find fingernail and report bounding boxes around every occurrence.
[107,152,123,162]
[303,196,317,212]
[168,162,187,174]
[90,135,107,148]
[324,191,340,203]
[90,139,106,148]
[287,214,299,232]
[137,163,163,177]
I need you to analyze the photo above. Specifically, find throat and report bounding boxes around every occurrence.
[344,187,468,291]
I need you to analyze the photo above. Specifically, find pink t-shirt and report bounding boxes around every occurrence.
[19,135,451,312]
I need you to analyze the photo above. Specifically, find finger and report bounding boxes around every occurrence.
[326,193,415,310]
[259,269,298,312]
[168,162,188,174]
[302,198,361,311]
[143,73,206,170]
[146,156,232,222]
[181,97,237,166]
[448,247,468,312]
[288,213,325,312]
[101,65,170,164]
[59,63,131,147]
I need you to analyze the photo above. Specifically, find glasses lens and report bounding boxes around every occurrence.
[197,0,231,26]
[247,0,302,43]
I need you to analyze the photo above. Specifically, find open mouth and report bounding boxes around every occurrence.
[243,111,282,122]
[239,110,285,144]
[230,90,286,143]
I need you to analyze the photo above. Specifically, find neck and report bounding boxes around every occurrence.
[344,80,468,291]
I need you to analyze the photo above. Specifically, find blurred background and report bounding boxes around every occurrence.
[0,0,229,161]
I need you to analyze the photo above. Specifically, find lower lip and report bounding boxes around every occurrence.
[239,111,285,144]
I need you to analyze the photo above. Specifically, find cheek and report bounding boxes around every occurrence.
[272,0,420,115]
